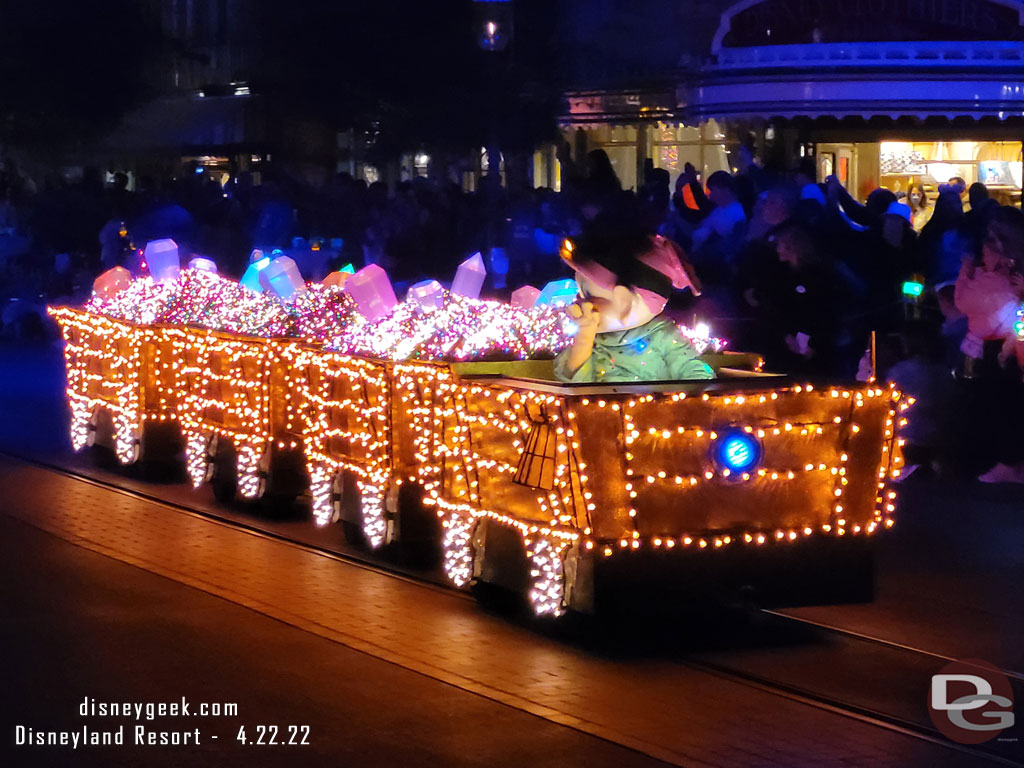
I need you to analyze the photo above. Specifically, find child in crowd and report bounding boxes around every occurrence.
[952,208,1024,481]
[954,210,1024,367]
[554,219,713,383]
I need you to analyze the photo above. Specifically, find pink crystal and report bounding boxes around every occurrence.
[346,264,398,321]
[510,285,541,309]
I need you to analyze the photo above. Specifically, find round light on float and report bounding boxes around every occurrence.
[712,429,762,476]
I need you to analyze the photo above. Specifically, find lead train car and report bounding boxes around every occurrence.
[50,307,906,617]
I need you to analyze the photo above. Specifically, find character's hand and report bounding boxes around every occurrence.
[568,301,600,334]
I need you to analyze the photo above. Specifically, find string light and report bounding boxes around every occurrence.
[51,285,906,618]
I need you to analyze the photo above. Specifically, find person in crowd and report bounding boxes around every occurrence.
[733,137,763,216]
[691,171,746,253]
[554,214,712,383]
[754,221,840,374]
[907,184,931,231]
[794,158,826,208]
[639,165,672,235]
[963,182,999,242]
[735,187,796,326]
[670,163,713,232]
[952,206,1024,481]
[689,171,745,270]
[947,176,968,202]
[954,208,1024,364]
[886,324,956,479]
[918,188,966,284]
[686,170,748,317]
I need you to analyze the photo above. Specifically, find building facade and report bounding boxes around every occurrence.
[560,0,1024,203]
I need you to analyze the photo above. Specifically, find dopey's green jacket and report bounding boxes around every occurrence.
[554,316,715,383]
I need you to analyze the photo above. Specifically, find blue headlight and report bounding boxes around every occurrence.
[712,429,762,475]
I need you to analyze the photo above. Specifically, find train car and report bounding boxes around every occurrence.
[49,306,179,465]
[49,306,907,617]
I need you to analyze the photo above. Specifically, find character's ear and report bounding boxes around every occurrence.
[611,284,635,320]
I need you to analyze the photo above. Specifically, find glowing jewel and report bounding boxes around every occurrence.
[536,279,578,308]
[346,264,398,321]
[323,270,350,288]
[188,257,218,273]
[240,253,272,293]
[407,279,445,312]
[450,252,487,299]
[144,239,181,284]
[511,285,541,309]
[93,266,133,299]
[258,255,307,301]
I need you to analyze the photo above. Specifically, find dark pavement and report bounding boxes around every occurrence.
[0,513,668,768]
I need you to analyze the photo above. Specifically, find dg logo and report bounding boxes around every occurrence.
[929,659,1016,745]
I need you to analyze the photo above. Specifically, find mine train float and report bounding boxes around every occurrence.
[50,306,907,617]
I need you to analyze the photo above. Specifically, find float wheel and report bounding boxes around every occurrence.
[205,434,237,503]
[332,471,366,547]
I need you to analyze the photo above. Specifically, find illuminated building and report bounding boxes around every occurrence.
[556,0,1024,203]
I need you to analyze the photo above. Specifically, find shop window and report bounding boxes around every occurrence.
[703,144,730,178]
[656,143,701,177]
[658,123,700,143]
[703,119,726,142]
[609,125,638,143]
[651,120,730,191]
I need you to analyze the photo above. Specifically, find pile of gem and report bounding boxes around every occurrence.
[85,269,575,360]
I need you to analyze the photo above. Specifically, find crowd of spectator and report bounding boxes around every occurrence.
[1,144,1022,482]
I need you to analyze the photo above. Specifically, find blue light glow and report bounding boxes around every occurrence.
[724,437,753,467]
[536,279,579,308]
[240,257,272,293]
[711,429,762,476]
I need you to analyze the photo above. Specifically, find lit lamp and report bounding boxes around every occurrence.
[475,0,513,192]
[474,0,513,52]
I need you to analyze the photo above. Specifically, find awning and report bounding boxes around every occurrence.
[688,41,1024,121]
